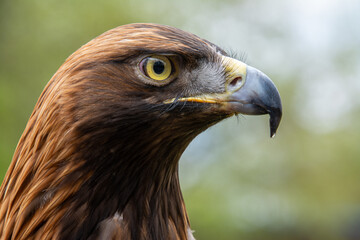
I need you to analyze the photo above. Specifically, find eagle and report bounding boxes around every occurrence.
[0,23,282,240]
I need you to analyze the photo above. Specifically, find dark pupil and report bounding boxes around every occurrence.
[153,60,165,74]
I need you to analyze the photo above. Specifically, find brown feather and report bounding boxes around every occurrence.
[0,23,227,240]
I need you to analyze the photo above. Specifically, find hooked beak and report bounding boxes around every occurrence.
[164,56,282,138]
[226,64,282,137]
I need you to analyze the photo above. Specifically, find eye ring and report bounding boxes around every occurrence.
[139,55,175,82]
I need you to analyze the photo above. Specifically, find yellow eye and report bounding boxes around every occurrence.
[140,55,172,81]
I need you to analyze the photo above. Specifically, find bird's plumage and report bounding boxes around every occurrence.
[0,23,281,240]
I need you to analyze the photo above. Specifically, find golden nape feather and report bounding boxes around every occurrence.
[0,23,281,240]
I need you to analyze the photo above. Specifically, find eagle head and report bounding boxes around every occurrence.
[0,23,282,240]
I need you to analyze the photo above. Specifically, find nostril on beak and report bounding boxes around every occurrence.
[230,76,242,86]
[227,76,243,92]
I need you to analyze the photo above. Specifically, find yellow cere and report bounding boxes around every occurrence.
[163,93,228,104]
[221,56,247,92]
[146,55,172,81]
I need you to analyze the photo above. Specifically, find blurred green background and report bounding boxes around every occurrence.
[1,0,360,239]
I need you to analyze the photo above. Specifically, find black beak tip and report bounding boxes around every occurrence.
[269,107,282,138]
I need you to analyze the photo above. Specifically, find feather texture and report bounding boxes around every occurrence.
[0,23,229,240]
